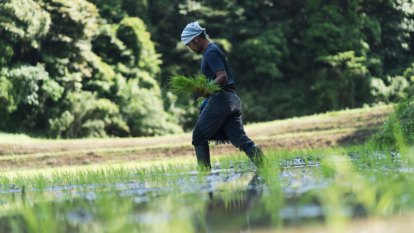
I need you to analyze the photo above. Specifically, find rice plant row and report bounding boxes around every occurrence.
[0,144,414,232]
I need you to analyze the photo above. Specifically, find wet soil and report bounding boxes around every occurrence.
[0,107,391,170]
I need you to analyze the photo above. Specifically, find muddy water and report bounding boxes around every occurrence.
[0,153,409,233]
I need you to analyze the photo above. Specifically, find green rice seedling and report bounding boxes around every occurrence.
[76,169,89,186]
[108,166,118,178]
[63,170,77,185]
[98,167,106,181]
[86,169,102,185]
[168,74,221,99]
[33,173,48,191]
[137,167,146,182]
[13,173,27,188]
[110,166,129,184]
[105,165,116,179]
[4,144,414,232]
[51,169,63,186]
[0,173,11,187]
[167,163,176,175]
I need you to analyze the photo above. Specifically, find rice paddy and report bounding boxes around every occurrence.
[0,105,407,232]
[0,144,413,233]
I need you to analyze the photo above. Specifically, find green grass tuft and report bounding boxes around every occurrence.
[168,74,221,99]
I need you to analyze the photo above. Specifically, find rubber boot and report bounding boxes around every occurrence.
[194,144,211,170]
[245,145,265,168]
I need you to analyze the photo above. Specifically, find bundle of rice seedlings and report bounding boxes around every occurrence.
[168,74,221,99]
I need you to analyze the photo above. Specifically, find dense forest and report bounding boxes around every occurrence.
[1,0,414,138]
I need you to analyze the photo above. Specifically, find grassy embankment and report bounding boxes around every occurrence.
[0,105,391,171]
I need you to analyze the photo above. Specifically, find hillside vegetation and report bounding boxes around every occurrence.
[1,0,414,138]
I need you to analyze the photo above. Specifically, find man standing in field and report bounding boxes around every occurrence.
[181,21,265,169]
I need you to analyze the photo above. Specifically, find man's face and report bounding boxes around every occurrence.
[186,39,202,54]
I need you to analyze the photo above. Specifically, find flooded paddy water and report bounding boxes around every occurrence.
[0,147,414,233]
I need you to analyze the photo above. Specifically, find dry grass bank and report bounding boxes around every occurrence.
[0,105,392,170]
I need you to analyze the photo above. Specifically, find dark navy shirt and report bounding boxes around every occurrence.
[201,43,235,90]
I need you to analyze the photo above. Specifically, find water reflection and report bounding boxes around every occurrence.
[198,164,369,232]
[203,172,264,233]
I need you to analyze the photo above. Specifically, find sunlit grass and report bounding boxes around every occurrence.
[0,105,391,145]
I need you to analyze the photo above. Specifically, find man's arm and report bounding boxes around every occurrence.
[213,70,228,86]
[206,50,228,86]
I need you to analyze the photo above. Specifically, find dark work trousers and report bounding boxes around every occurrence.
[192,90,254,152]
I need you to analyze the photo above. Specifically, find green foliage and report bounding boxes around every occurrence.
[0,64,52,109]
[168,74,221,99]
[87,16,178,136]
[2,0,414,137]
[304,0,380,57]
[86,0,127,23]
[87,0,149,24]
[0,0,51,39]
[49,91,130,139]
[0,63,64,130]
[117,77,182,136]
[372,96,414,148]
[48,110,74,139]
[371,76,409,103]
[117,17,161,77]
[0,0,50,67]
[239,28,288,81]
[0,0,181,138]
[312,51,373,111]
